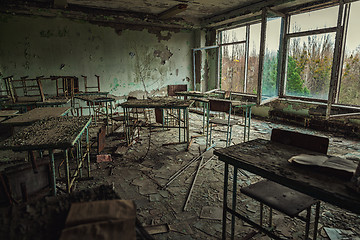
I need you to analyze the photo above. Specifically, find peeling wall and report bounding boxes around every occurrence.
[0,14,194,98]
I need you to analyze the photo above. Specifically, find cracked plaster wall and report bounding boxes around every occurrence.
[0,14,194,98]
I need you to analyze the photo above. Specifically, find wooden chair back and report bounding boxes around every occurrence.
[271,128,329,154]
[167,84,187,96]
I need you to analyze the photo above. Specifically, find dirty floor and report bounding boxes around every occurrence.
[2,110,360,239]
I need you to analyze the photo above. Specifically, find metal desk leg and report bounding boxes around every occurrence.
[243,107,248,143]
[314,202,320,240]
[86,127,91,177]
[49,149,56,196]
[222,163,229,240]
[231,166,238,239]
[178,109,181,143]
[202,103,206,134]
[106,101,109,135]
[78,139,83,177]
[64,149,70,193]
[205,103,210,149]
[247,107,252,141]
[186,107,189,148]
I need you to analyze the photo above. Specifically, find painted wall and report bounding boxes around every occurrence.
[0,14,194,98]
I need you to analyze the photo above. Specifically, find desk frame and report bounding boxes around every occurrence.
[214,139,360,239]
[0,117,92,195]
[121,99,193,149]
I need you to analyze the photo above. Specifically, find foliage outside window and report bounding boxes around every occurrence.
[284,6,338,100]
[220,24,260,95]
[338,1,360,106]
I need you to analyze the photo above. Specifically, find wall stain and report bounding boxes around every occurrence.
[153,46,173,65]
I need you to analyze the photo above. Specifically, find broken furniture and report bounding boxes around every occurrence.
[81,74,101,93]
[0,158,50,205]
[52,76,80,98]
[120,97,194,148]
[60,200,137,240]
[214,128,360,240]
[0,116,92,195]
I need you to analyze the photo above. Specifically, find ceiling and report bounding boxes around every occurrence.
[1,0,333,29]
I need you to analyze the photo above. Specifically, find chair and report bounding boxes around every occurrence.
[207,99,237,148]
[163,84,188,126]
[240,128,329,240]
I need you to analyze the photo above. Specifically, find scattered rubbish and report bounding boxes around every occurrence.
[324,227,360,240]
[149,193,162,202]
[169,222,194,235]
[199,206,223,220]
[114,145,128,155]
[143,224,170,235]
[96,154,112,163]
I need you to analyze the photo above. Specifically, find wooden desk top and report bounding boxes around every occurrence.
[214,138,360,214]
[75,95,115,102]
[120,97,194,109]
[0,116,91,150]
[2,107,70,126]
[0,110,19,117]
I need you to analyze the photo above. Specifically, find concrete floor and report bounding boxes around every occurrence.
[71,110,360,239]
[1,109,359,239]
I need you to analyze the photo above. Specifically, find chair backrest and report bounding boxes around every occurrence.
[271,128,329,154]
[167,84,187,96]
[209,99,231,113]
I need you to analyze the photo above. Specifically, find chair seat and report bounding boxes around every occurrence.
[241,180,319,217]
[209,118,238,126]
[111,116,136,122]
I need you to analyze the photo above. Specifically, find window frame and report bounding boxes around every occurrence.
[215,1,360,117]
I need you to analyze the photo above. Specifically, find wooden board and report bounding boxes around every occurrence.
[120,97,194,109]
[75,95,115,103]
[214,138,360,215]
[2,107,70,126]
[0,116,91,150]
[0,110,19,117]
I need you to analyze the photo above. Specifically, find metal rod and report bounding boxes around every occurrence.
[183,156,204,211]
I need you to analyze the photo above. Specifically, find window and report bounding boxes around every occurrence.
[284,6,338,100]
[338,1,360,106]
[219,23,260,95]
[217,1,360,111]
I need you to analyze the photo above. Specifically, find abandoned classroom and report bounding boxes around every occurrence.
[0,0,359,239]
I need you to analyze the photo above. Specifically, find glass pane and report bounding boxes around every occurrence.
[262,17,281,101]
[339,1,360,106]
[221,26,246,44]
[247,23,261,94]
[220,43,246,92]
[289,6,338,33]
[286,33,335,99]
